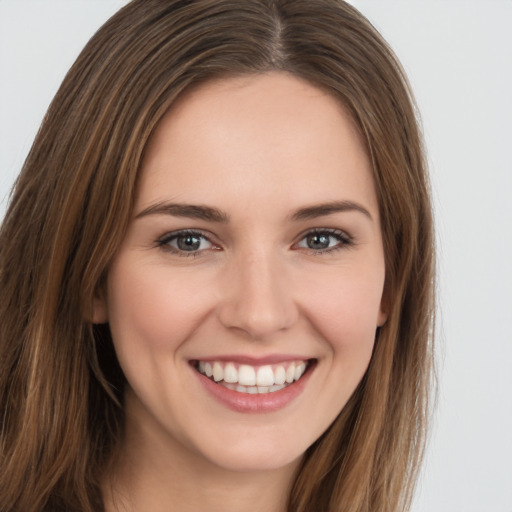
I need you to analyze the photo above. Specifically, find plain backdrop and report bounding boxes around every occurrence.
[1,1,511,511]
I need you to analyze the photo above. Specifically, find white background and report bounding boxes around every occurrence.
[1,1,511,511]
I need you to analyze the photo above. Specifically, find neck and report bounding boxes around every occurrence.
[103,394,301,512]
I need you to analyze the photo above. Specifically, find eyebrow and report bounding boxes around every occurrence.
[290,200,373,221]
[135,202,229,223]
[135,199,372,223]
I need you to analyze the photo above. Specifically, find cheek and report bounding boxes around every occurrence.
[289,265,385,441]
[106,260,215,356]
[301,265,384,356]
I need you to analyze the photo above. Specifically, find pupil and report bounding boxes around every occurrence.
[308,234,329,249]
[178,235,201,251]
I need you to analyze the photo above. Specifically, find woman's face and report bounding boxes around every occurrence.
[95,72,387,473]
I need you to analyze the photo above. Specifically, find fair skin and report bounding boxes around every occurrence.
[96,72,387,512]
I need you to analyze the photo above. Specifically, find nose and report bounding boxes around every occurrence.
[217,249,298,340]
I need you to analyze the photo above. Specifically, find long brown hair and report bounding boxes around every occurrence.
[0,1,435,511]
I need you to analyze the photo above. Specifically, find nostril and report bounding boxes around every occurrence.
[217,295,298,339]
[216,260,298,338]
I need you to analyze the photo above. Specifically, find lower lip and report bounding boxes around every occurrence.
[194,363,314,413]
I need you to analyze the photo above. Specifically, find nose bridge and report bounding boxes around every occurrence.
[218,245,297,339]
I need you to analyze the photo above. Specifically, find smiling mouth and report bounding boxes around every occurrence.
[192,359,314,394]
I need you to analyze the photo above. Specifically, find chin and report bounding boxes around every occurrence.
[203,444,304,474]
[181,424,310,474]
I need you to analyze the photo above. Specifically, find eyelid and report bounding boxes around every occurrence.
[293,227,354,253]
[155,227,353,256]
[156,229,221,256]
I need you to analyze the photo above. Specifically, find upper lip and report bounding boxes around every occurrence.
[189,354,314,365]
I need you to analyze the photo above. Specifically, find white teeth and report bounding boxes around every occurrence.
[285,363,296,383]
[274,365,286,385]
[256,365,274,386]
[295,362,306,381]
[223,383,287,394]
[238,365,256,386]
[196,359,311,392]
[224,362,238,383]
[213,362,223,382]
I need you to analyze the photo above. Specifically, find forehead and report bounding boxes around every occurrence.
[137,72,377,217]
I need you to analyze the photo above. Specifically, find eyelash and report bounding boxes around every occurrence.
[156,230,217,257]
[296,228,354,255]
[156,228,353,257]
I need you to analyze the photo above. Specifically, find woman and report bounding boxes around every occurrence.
[0,1,435,511]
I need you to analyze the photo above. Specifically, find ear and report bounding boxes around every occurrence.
[377,308,388,327]
[377,288,389,327]
[91,286,109,324]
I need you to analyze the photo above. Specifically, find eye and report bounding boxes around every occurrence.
[157,230,217,255]
[296,229,352,253]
